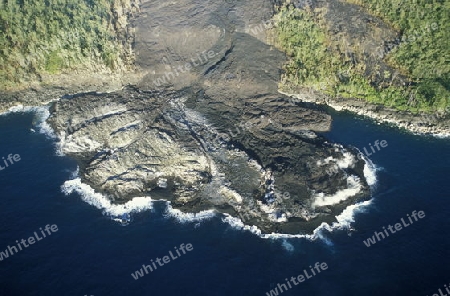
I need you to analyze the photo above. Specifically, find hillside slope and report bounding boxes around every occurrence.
[275,0,449,113]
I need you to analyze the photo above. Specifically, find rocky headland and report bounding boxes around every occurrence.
[1,0,446,234]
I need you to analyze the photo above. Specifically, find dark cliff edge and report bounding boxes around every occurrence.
[0,0,388,234]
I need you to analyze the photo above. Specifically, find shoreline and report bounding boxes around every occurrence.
[0,68,146,115]
[3,86,449,138]
[0,94,376,237]
[279,89,450,138]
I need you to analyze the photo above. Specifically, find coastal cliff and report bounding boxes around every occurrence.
[0,0,447,234]
[43,0,371,234]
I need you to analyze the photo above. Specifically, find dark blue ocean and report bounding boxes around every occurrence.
[0,107,449,296]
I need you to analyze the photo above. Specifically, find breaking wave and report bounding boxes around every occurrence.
[1,105,56,139]
[60,170,216,225]
[313,175,363,207]
[61,174,153,218]
[222,199,373,241]
[361,153,378,187]
[4,105,378,238]
[164,203,217,223]
[221,147,378,240]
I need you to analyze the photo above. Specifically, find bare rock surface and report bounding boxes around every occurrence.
[43,0,372,234]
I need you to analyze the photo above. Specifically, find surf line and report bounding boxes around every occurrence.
[131,243,193,280]
[0,224,59,262]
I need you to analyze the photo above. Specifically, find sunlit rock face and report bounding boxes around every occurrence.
[47,0,371,234]
[48,85,369,234]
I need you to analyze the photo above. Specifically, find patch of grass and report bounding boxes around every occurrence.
[45,51,64,74]
[275,4,449,113]
[0,0,130,90]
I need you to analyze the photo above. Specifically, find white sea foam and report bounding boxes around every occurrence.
[61,176,153,217]
[59,134,103,154]
[18,105,68,156]
[336,152,356,169]
[222,199,372,241]
[3,103,378,239]
[220,143,377,240]
[434,132,450,138]
[361,154,378,187]
[321,144,378,189]
[313,175,363,207]
[164,203,217,223]
[0,104,25,116]
[60,172,216,224]
[2,106,153,220]
[222,214,263,235]
[319,151,356,170]
[1,105,56,139]
[281,240,295,252]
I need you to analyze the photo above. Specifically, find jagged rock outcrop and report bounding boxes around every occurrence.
[48,83,370,233]
[0,0,375,234]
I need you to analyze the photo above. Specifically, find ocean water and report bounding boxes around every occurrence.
[0,107,449,296]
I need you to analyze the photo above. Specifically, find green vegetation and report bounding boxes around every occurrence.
[348,0,449,79]
[0,0,130,90]
[275,3,449,112]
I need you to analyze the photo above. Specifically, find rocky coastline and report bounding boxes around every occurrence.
[41,85,371,234]
[1,0,446,235]
[280,89,450,137]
